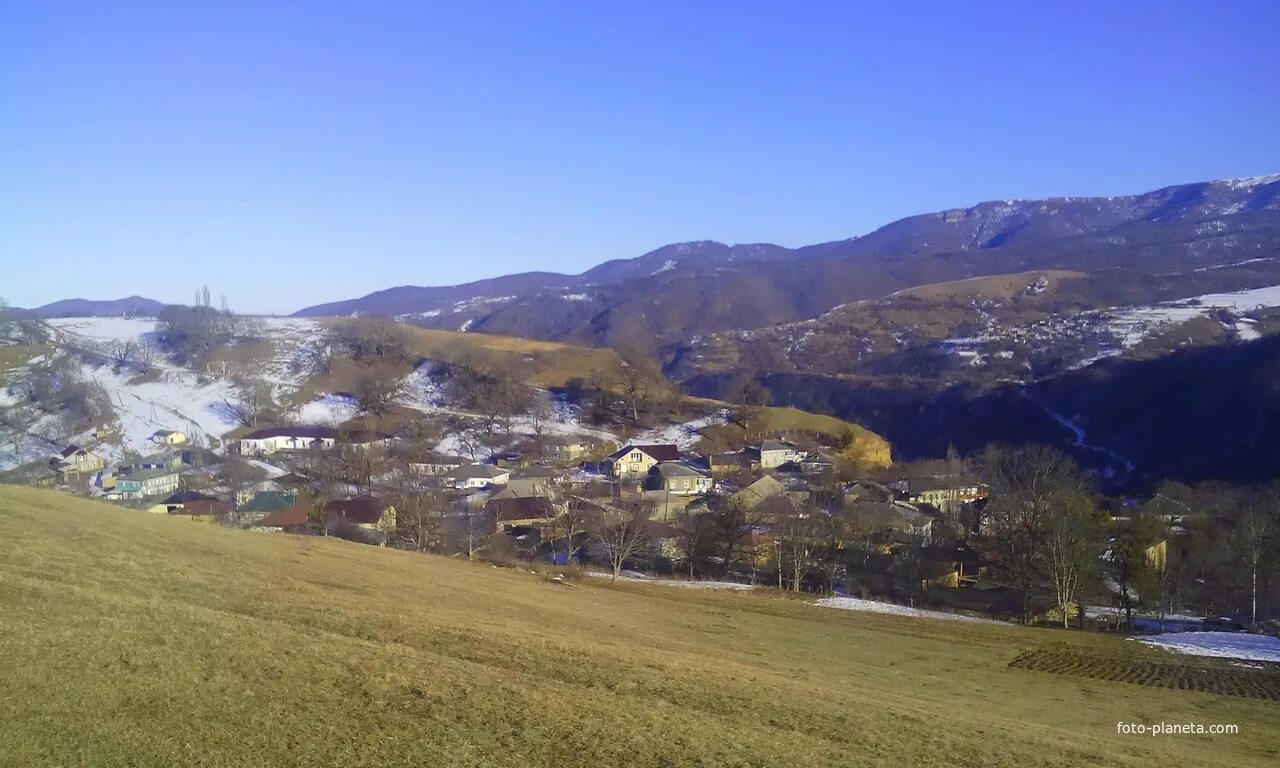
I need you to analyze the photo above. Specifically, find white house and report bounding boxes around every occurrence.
[758,439,801,469]
[444,463,511,490]
[239,426,338,455]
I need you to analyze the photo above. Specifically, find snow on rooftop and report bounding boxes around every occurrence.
[1138,631,1280,663]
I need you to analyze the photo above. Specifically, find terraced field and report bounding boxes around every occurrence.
[1010,646,1280,701]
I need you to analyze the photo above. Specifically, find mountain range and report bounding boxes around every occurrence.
[15,173,1280,487]
[291,174,1280,349]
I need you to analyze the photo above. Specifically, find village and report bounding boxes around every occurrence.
[1,309,1277,637]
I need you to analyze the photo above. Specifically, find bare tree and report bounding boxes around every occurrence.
[1232,490,1278,625]
[672,509,712,578]
[330,317,409,362]
[1041,491,1103,628]
[352,365,408,416]
[552,496,597,563]
[223,374,277,428]
[590,502,655,582]
[978,444,1086,624]
[440,349,531,442]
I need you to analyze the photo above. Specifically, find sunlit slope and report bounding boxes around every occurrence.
[0,486,1275,768]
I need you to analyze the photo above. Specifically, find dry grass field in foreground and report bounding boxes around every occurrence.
[0,486,1276,767]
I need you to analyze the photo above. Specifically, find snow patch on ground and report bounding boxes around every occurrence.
[652,259,678,275]
[80,364,239,456]
[585,571,754,590]
[1138,632,1280,663]
[636,410,730,450]
[814,597,1008,625]
[296,393,358,425]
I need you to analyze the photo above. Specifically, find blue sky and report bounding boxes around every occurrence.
[2,1,1277,314]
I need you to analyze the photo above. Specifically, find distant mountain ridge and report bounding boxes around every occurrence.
[20,296,169,318]
[292,174,1280,347]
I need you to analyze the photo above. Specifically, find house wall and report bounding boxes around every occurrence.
[613,451,657,477]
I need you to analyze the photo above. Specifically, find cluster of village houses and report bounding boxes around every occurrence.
[33,421,1003,599]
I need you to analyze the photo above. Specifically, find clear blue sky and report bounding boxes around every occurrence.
[2,1,1277,314]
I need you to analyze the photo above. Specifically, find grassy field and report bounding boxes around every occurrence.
[1,486,1276,767]
[696,402,893,466]
[891,270,1088,301]
[0,343,45,383]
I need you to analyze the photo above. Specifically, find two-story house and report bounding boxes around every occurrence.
[54,445,105,478]
[113,467,181,499]
[602,444,680,478]
[757,439,801,469]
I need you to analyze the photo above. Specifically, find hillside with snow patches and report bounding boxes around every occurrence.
[0,317,631,472]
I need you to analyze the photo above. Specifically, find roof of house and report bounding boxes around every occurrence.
[710,451,747,466]
[253,504,310,528]
[161,489,215,505]
[60,444,87,458]
[344,430,394,444]
[734,475,786,506]
[171,499,228,517]
[487,496,558,522]
[607,443,680,463]
[240,491,297,513]
[410,452,469,466]
[759,439,795,452]
[120,467,179,482]
[152,429,180,437]
[243,426,338,441]
[513,466,561,479]
[906,476,983,493]
[652,461,709,479]
[445,464,509,480]
[847,501,932,529]
[324,496,388,525]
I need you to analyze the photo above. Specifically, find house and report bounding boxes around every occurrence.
[250,503,311,534]
[847,500,934,545]
[168,498,228,523]
[731,475,788,511]
[543,435,588,462]
[137,451,183,471]
[408,452,469,475]
[146,489,215,514]
[150,429,187,446]
[758,439,801,469]
[238,491,298,524]
[602,444,680,478]
[54,445,105,477]
[324,497,396,542]
[646,462,713,496]
[490,474,558,500]
[797,452,836,475]
[344,429,395,450]
[893,476,988,512]
[709,451,753,476]
[444,463,511,490]
[114,467,181,499]
[844,479,896,504]
[487,496,560,530]
[493,452,527,469]
[239,426,338,455]
[921,543,988,587]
